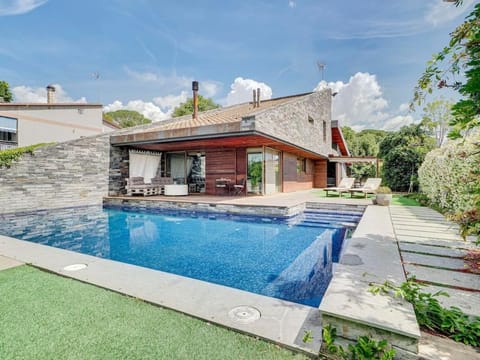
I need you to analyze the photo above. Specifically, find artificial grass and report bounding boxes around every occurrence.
[0,266,307,360]
[314,190,421,206]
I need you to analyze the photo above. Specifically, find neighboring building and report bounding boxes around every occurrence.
[109,84,349,196]
[0,85,103,150]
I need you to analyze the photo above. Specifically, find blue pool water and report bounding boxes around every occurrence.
[0,206,355,307]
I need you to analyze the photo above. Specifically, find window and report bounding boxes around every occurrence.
[297,157,307,173]
[0,116,17,145]
[322,120,327,142]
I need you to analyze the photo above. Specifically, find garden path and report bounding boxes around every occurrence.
[390,206,480,318]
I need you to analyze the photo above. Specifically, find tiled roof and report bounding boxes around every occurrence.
[130,92,313,134]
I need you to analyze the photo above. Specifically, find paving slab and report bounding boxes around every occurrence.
[401,252,467,271]
[0,255,23,271]
[399,242,469,257]
[393,223,460,235]
[0,234,322,355]
[396,235,473,248]
[392,221,459,232]
[389,206,445,217]
[394,229,463,241]
[421,284,480,318]
[418,331,480,360]
[404,264,480,291]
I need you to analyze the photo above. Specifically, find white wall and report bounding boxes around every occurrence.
[0,106,103,146]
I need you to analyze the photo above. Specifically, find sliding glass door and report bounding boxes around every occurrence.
[264,148,281,195]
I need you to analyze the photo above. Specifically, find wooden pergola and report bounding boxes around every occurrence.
[328,155,381,177]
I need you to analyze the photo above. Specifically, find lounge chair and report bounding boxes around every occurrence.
[349,178,382,198]
[322,177,355,197]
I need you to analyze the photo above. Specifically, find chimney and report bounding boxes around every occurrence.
[46,85,56,104]
[256,88,261,107]
[192,81,199,119]
[252,89,257,108]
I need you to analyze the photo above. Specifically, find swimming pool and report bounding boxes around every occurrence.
[0,205,353,307]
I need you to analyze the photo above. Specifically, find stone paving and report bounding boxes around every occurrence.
[389,205,480,318]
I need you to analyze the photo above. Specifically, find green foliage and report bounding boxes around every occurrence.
[322,324,395,360]
[413,2,480,139]
[0,143,53,168]
[418,133,479,213]
[104,110,152,128]
[248,161,262,187]
[369,278,480,347]
[172,95,220,117]
[376,186,392,194]
[302,330,313,344]
[341,127,388,180]
[378,124,435,192]
[0,80,13,102]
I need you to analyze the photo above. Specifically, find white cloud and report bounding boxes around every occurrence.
[0,0,47,16]
[398,102,410,112]
[12,84,86,103]
[425,0,475,26]
[153,91,188,112]
[288,1,296,9]
[124,66,191,89]
[226,77,273,106]
[105,90,193,122]
[104,100,170,122]
[315,72,417,131]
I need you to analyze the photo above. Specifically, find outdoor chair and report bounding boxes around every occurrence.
[349,178,382,198]
[233,178,246,195]
[125,177,158,196]
[322,177,355,197]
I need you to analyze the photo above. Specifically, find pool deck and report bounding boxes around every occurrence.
[1,191,478,358]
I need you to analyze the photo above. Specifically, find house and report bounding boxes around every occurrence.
[109,82,350,196]
[0,85,104,150]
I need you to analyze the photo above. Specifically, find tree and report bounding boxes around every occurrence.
[420,98,453,147]
[341,127,389,179]
[378,125,436,192]
[0,81,13,102]
[104,110,151,128]
[172,95,220,117]
[413,1,480,139]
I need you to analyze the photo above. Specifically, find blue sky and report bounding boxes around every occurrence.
[0,0,475,129]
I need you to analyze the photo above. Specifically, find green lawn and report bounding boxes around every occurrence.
[0,265,307,360]
[314,190,421,206]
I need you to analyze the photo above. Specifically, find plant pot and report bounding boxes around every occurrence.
[375,193,392,206]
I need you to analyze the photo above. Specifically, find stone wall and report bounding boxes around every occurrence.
[0,134,111,214]
[252,90,332,156]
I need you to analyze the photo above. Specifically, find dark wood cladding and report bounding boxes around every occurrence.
[205,149,236,195]
[313,159,327,188]
[282,152,313,192]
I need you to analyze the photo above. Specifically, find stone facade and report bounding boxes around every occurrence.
[252,90,332,156]
[0,134,111,214]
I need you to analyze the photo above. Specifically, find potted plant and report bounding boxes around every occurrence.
[375,186,392,206]
[248,161,263,194]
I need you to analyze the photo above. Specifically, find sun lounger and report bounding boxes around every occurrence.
[349,178,382,198]
[322,177,355,197]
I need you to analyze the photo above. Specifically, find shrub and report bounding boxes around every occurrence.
[0,143,53,168]
[418,134,480,213]
[376,186,392,194]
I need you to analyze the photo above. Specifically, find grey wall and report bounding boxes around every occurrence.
[251,90,332,156]
[0,135,111,214]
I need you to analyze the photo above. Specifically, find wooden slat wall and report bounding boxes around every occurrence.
[313,159,327,188]
[205,149,236,194]
[235,148,247,195]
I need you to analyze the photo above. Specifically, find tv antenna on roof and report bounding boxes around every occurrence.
[317,61,326,81]
[91,72,100,103]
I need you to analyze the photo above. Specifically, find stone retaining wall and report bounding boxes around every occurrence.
[0,135,111,214]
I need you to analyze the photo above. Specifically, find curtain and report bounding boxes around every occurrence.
[129,150,161,183]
